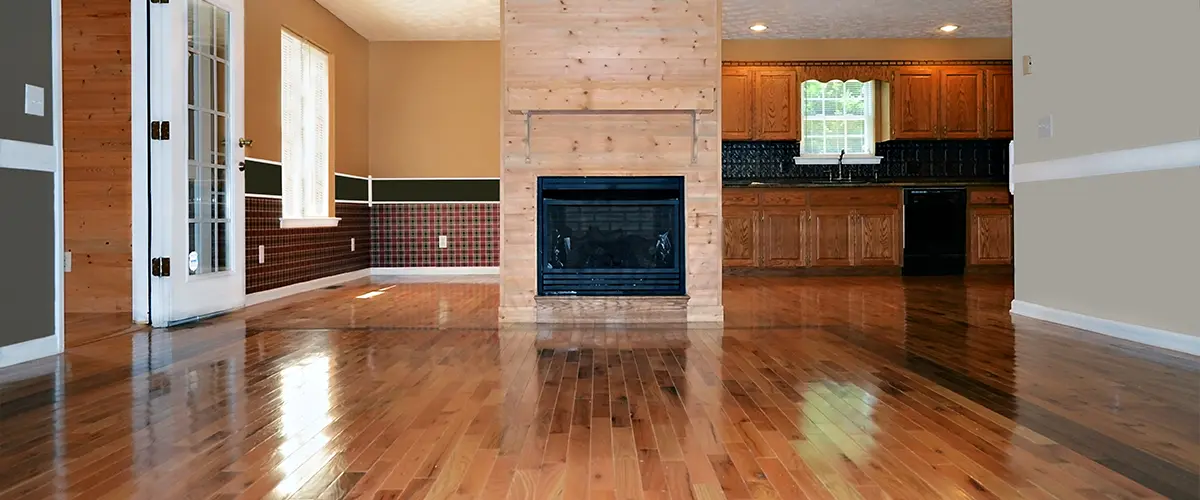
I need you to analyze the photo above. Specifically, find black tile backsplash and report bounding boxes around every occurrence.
[723,140,1010,182]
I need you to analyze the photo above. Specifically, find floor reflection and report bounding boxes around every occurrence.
[0,276,1195,499]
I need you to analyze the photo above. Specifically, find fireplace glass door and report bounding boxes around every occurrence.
[538,177,685,296]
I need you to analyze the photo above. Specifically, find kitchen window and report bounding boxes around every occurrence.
[279,30,337,228]
[798,79,879,161]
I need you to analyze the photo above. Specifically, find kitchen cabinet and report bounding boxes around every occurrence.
[967,188,1013,266]
[890,65,1009,140]
[721,68,753,141]
[722,188,902,270]
[940,68,985,139]
[722,206,759,267]
[891,68,941,139]
[985,68,1014,139]
[721,67,798,141]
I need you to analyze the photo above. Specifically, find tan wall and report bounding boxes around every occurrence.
[723,38,1013,62]
[246,0,369,176]
[1015,168,1200,335]
[1012,0,1200,337]
[1012,0,1199,163]
[368,41,501,178]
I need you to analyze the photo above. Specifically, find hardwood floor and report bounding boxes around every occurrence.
[0,276,1196,499]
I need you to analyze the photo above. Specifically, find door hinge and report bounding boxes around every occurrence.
[150,121,170,140]
[151,257,171,277]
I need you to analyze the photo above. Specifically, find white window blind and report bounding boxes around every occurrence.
[281,31,330,220]
[800,80,875,156]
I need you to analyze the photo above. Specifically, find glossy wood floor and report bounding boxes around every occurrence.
[1,276,1197,500]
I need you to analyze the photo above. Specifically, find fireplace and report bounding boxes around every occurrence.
[537,176,685,296]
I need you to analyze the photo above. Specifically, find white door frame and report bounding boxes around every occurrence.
[131,0,247,326]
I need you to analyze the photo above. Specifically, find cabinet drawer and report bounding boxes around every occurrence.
[969,189,1011,205]
[760,190,807,206]
[809,188,900,207]
[723,190,760,206]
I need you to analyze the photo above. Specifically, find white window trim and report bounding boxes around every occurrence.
[279,217,341,229]
[797,79,879,162]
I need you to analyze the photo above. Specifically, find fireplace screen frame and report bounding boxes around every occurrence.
[536,176,686,297]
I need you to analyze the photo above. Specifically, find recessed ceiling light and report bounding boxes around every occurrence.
[749,24,768,32]
[939,24,960,33]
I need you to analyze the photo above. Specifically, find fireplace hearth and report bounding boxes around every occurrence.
[537,176,685,296]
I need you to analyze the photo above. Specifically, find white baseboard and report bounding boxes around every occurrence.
[0,336,61,368]
[372,267,499,276]
[1012,139,1200,184]
[1011,300,1200,356]
[245,269,371,307]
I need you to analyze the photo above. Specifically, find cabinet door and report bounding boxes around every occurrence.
[891,68,940,139]
[985,68,1014,139]
[854,207,901,266]
[762,208,807,267]
[753,69,799,141]
[809,208,854,267]
[723,207,759,267]
[969,206,1013,265]
[721,68,753,141]
[940,67,986,139]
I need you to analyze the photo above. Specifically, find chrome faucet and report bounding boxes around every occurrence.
[837,149,846,181]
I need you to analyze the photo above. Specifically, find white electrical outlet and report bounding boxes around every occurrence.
[24,84,45,117]
[351,237,356,252]
[258,245,265,264]
[64,251,72,273]
[1022,55,1033,76]
[438,235,448,249]
[1037,115,1054,139]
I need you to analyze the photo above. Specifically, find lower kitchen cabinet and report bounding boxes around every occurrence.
[969,205,1013,265]
[722,188,902,269]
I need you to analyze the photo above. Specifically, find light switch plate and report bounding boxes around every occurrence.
[1037,115,1054,139]
[351,237,356,252]
[64,251,72,273]
[258,245,265,264]
[24,84,45,117]
[438,235,448,249]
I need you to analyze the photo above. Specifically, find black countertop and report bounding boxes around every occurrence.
[723,179,1009,189]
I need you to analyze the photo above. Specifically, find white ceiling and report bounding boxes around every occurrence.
[314,0,1012,41]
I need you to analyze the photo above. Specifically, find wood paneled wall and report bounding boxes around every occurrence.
[62,0,133,315]
[500,0,724,323]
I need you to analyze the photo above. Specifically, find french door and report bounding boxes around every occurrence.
[148,0,245,326]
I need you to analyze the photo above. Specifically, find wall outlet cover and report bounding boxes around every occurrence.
[1037,115,1054,139]
[351,237,356,252]
[64,251,72,273]
[24,84,45,117]
[438,235,448,249]
[258,245,265,264]
[1022,55,1033,76]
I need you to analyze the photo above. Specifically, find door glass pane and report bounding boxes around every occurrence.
[187,0,232,275]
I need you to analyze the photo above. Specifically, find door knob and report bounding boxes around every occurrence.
[238,137,254,148]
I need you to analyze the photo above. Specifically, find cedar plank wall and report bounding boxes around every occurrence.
[62,1,134,327]
[500,0,724,323]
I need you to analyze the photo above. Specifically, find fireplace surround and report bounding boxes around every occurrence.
[537,176,685,296]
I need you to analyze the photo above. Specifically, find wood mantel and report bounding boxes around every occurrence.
[499,0,724,324]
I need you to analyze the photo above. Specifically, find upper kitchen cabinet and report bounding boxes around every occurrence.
[940,67,985,139]
[721,67,798,141]
[985,68,1014,139]
[890,65,1012,140]
[891,67,941,139]
[721,68,754,141]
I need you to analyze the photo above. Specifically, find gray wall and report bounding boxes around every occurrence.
[0,169,56,348]
[1012,0,1200,336]
[0,0,54,145]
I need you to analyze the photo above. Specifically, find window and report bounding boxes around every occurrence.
[280,30,336,227]
[800,80,876,157]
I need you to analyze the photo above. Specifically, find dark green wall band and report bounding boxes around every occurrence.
[244,160,282,196]
[372,179,499,202]
[335,175,369,201]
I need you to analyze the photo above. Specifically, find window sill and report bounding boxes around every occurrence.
[793,156,883,166]
[279,217,341,229]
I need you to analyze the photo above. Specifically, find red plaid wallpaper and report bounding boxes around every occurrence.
[371,203,500,268]
[245,198,371,294]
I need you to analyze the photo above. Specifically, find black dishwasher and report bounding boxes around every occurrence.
[903,188,967,275]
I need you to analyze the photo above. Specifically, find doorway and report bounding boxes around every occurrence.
[139,0,246,327]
